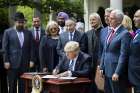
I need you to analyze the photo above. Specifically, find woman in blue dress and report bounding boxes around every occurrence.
[39,21,59,73]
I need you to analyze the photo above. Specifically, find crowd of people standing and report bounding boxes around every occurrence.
[0,7,140,93]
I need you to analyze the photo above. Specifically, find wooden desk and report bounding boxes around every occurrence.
[21,73,91,93]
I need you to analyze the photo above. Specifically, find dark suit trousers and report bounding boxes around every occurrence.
[0,68,8,93]
[7,69,25,93]
[104,76,128,93]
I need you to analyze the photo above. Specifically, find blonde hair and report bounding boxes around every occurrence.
[122,15,132,32]
[45,21,59,36]
[64,41,80,53]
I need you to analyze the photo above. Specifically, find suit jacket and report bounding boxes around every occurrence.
[86,29,99,79]
[30,27,45,62]
[100,25,131,78]
[128,32,140,86]
[2,27,34,70]
[56,51,91,77]
[99,26,110,59]
[57,30,87,57]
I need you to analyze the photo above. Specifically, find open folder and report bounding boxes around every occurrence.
[42,75,77,80]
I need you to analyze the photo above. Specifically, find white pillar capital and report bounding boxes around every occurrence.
[110,0,122,11]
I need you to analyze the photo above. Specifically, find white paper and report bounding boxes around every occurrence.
[42,75,77,80]
[59,77,77,80]
[42,75,58,79]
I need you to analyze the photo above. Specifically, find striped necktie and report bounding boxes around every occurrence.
[69,60,74,71]
[107,29,115,44]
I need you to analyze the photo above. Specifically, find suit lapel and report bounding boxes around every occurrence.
[40,28,45,38]
[22,30,26,48]
[64,32,69,42]
[12,29,21,48]
[106,26,122,48]
[74,53,82,71]
[31,28,35,39]
[73,31,79,41]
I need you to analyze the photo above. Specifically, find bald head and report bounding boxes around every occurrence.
[134,9,140,28]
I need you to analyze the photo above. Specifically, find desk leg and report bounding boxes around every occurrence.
[25,80,29,93]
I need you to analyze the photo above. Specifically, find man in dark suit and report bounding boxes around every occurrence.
[57,19,87,59]
[2,12,34,93]
[30,16,45,72]
[99,9,131,93]
[128,9,140,93]
[53,41,90,77]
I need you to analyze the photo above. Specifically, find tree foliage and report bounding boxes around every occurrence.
[0,0,84,17]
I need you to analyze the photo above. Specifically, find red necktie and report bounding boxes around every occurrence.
[36,29,39,41]
[107,29,115,44]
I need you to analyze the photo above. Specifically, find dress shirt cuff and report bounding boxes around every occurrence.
[68,71,72,77]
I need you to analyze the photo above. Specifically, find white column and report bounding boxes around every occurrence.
[34,0,41,18]
[84,0,89,31]
[110,0,122,11]
[84,0,94,31]
[9,6,16,26]
[49,6,53,22]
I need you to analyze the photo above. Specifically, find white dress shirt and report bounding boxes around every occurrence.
[69,31,75,41]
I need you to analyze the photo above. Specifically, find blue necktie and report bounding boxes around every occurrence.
[70,32,73,40]
[69,60,74,71]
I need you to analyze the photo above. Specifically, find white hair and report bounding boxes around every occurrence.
[89,12,103,27]
[111,9,124,23]
[89,13,100,20]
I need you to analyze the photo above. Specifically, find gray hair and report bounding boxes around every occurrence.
[65,19,76,24]
[64,41,80,53]
[105,7,114,13]
[111,9,124,23]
